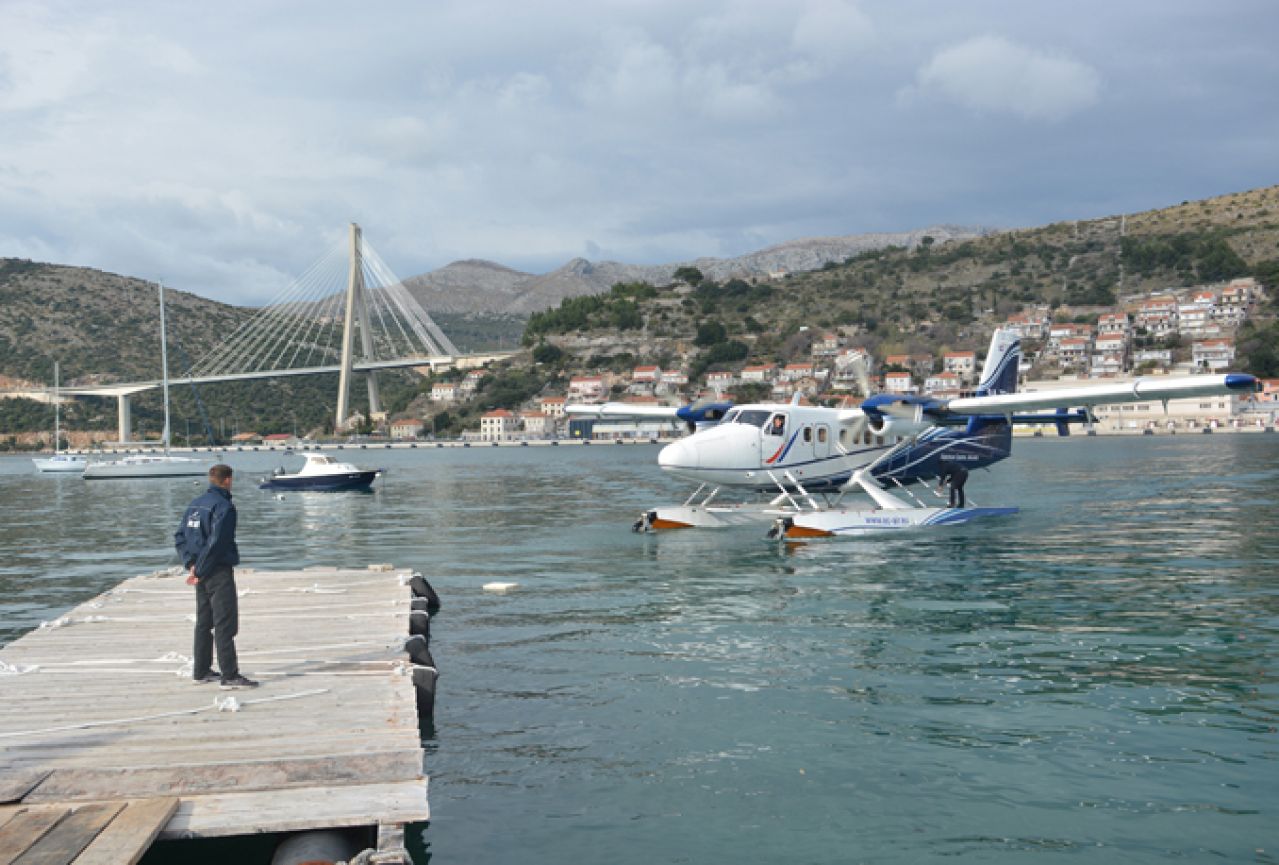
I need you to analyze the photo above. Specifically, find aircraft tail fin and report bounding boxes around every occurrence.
[975,327,1021,396]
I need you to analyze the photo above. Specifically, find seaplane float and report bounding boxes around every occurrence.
[566,327,1258,539]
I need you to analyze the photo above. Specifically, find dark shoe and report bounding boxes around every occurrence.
[219,674,259,689]
[194,670,221,684]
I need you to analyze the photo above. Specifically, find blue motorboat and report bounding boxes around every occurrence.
[259,452,382,491]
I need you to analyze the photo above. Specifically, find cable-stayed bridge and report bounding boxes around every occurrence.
[30,224,514,442]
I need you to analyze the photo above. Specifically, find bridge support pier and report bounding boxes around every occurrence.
[117,394,132,444]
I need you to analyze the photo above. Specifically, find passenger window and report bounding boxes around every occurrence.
[803,427,812,443]
[817,427,828,444]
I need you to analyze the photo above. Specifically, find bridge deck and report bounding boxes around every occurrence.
[0,565,428,861]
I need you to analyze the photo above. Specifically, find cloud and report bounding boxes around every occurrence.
[792,0,875,64]
[905,35,1102,121]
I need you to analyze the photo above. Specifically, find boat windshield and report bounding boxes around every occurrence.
[310,455,336,465]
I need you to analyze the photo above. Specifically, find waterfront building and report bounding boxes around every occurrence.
[390,418,424,439]
[520,411,549,438]
[479,409,515,441]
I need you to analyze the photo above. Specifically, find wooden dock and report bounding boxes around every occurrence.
[0,564,432,864]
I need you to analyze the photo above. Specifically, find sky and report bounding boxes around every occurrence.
[1,0,1277,306]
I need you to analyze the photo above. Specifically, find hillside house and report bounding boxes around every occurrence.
[782,363,814,382]
[539,396,567,418]
[1058,337,1091,368]
[1193,338,1235,371]
[811,332,842,357]
[1097,313,1130,337]
[430,382,458,403]
[1135,296,1178,335]
[740,364,777,384]
[568,376,607,402]
[883,371,915,393]
[924,371,961,395]
[706,370,736,392]
[942,351,976,380]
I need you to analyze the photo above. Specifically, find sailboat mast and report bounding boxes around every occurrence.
[158,283,172,454]
[53,361,60,454]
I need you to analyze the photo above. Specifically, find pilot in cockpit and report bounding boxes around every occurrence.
[768,414,786,436]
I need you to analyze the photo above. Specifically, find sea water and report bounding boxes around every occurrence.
[1,436,1276,864]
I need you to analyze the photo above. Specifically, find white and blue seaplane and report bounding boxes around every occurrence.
[566,328,1258,539]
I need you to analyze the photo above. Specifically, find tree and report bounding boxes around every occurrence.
[694,320,727,347]
[532,342,564,365]
[673,266,704,286]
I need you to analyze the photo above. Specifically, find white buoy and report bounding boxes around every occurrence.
[482,581,519,593]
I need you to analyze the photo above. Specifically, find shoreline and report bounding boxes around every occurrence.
[9,422,1276,457]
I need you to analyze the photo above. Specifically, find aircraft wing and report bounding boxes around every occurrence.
[945,373,1257,416]
[563,402,682,418]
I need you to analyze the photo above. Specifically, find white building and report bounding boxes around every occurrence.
[568,376,607,401]
[521,411,549,438]
[1192,338,1236,371]
[479,409,515,441]
[942,351,976,379]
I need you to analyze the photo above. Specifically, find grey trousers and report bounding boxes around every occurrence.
[193,565,239,679]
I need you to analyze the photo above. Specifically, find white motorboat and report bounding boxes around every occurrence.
[83,284,215,480]
[32,362,87,474]
[259,452,382,491]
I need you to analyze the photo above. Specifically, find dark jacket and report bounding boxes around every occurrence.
[174,484,239,578]
[938,463,969,484]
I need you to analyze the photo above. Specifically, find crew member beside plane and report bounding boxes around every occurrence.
[937,462,969,508]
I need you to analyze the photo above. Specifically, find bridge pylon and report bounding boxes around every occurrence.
[335,222,381,430]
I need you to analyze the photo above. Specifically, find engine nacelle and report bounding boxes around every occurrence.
[865,404,934,439]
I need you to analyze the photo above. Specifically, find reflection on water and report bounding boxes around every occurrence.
[2,437,1277,864]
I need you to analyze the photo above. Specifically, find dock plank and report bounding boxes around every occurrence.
[25,752,422,802]
[0,566,430,847]
[0,808,67,865]
[73,798,179,865]
[0,771,50,804]
[11,802,122,865]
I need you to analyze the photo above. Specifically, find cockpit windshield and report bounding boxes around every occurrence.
[733,409,772,427]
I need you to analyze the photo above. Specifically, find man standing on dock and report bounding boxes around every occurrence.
[174,464,258,690]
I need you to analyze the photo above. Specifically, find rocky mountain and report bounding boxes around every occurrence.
[403,225,989,316]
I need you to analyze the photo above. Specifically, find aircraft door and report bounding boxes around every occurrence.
[761,411,788,468]
[814,424,830,458]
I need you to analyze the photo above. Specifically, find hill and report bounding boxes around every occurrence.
[402,225,988,316]
[522,185,1279,382]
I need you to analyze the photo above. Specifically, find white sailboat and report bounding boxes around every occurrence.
[83,284,214,480]
[32,361,88,473]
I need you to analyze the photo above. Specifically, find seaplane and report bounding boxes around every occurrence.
[565,328,1258,538]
